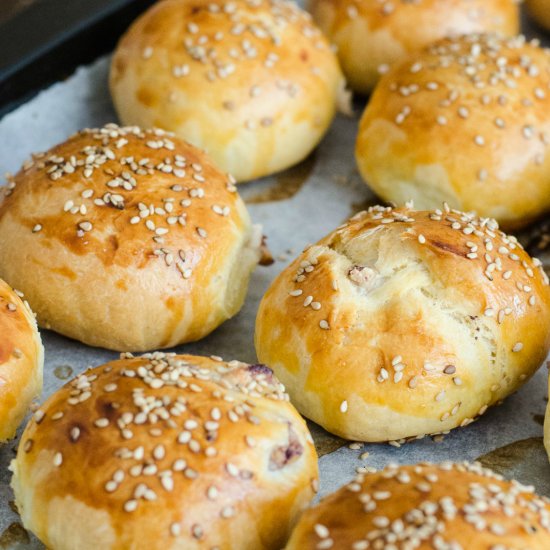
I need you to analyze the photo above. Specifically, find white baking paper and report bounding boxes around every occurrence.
[0,10,550,547]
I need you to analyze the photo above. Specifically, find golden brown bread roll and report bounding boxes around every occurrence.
[308,0,520,94]
[527,0,550,31]
[286,462,550,549]
[0,280,43,441]
[0,124,262,351]
[11,353,318,550]
[356,33,550,230]
[110,0,345,183]
[255,204,550,442]
[546,375,550,462]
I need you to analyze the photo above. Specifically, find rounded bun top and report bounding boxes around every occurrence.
[110,0,344,181]
[2,124,244,266]
[255,203,550,441]
[0,280,43,441]
[334,203,550,300]
[12,354,318,550]
[278,202,550,363]
[0,124,261,351]
[286,461,550,549]
[309,0,520,93]
[356,33,550,227]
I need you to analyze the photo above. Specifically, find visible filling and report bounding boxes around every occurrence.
[348,265,377,290]
[269,425,303,470]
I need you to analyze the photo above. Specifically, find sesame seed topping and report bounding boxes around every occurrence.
[512,342,523,352]
[124,499,138,513]
[314,524,330,539]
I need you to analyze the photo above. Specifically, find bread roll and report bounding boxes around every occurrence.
[0,280,43,441]
[308,0,519,94]
[11,353,318,550]
[527,0,550,31]
[110,0,345,183]
[544,364,550,463]
[0,124,262,351]
[255,204,550,442]
[286,461,550,549]
[356,34,550,229]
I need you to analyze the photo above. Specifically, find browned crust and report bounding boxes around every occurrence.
[255,205,550,441]
[286,462,550,549]
[12,354,318,549]
[0,125,260,351]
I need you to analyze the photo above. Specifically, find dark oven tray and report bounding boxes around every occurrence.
[0,0,155,117]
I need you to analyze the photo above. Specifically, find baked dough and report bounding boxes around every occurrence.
[255,204,550,441]
[309,0,520,93]
[356,34,550,229]
[0,280,43,441]
[110,0,345,182]
[11,353,318,550]
[286,461,550,549]
[527,0,550,31]
[0,124,262,351]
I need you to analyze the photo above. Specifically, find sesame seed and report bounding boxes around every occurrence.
[226,462,239,477]
[314,524,330,538]
[221,506,235,518]
[474,135,485,147]
[124,500,138,513]
[373,516,390,528]
[512,342,523,352]
[152,444,165,460]
[78,221,92,232]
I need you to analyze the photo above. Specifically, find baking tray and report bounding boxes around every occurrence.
[1,4,550,549]
[0,0,156,117]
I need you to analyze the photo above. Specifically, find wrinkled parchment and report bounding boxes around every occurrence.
[1,12,550,547]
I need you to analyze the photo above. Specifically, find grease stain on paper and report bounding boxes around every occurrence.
[243,153,317,204]
[308,421,347,457]
[477,437,543,473]
[54,365,73,380]
[0,522,30,548]
[476,437,550,497]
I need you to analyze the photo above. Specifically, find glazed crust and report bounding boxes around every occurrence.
[308,0,519,93]
[0,124,261,351]
[286,462,550,549]
[356,34,550,229]
[0,280,43,441]
[11,354,318,550]
[110,0,345,182]
[255,204,550,442]
[527,0,550,31]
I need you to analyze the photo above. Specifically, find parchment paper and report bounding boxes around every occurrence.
[1,10,550,548]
